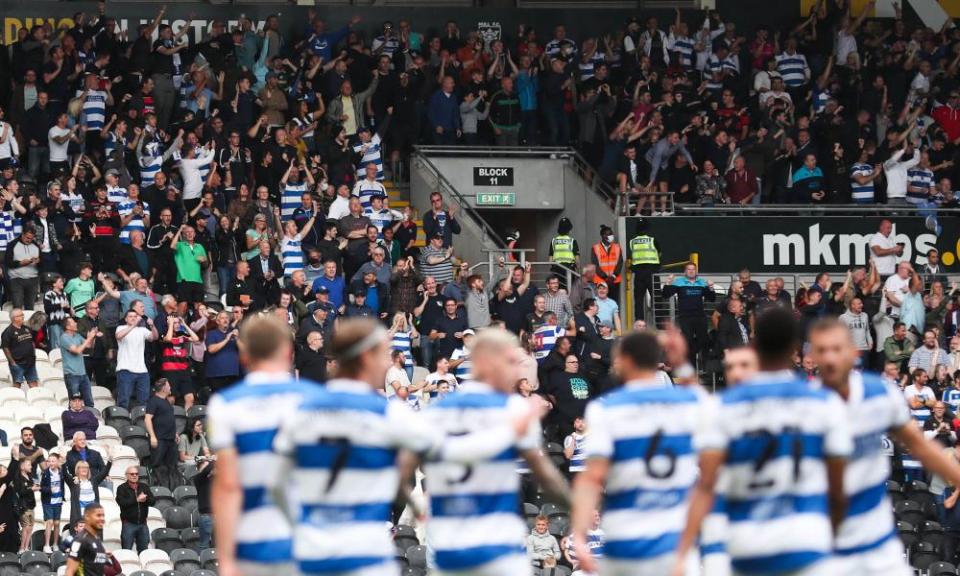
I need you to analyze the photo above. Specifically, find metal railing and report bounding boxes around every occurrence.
[414,145,619,209]
[671,204,960,216]
[412,151,507,248]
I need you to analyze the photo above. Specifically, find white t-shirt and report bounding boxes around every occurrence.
[869,232,898,276]
[116,325,151,373]
[48,126,72,162]
[385,365,410,399]
[883,273,910,317]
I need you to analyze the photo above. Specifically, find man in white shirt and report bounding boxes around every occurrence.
[326,184,352,221]
[883,261,912,319]
[882,142,920,204]
[47,113,79,175]
[178,142,216,211]
[115,309,159,409]
[869,218,903,277]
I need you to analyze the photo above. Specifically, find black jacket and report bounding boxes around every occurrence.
[116,244,152,279]
[116,481,155,524]
[716,313,750,351]
[247,254,283,306]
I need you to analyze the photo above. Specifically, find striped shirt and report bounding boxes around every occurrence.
[670,35,695,67]
[418,245,454,285]
[422,383,541,571]
[533,325,565,364]
[363,207,394,236]
[817,372,909,557]
[701,371,852,574]
[585,380,712,567]
[48,469,63,505]
[280,234,305,278]
[282,182,307,222]
[294,113,316,139]
[118,200,150,244]
[273,378,519,575]
[907,167,934,202]
[563,431,587,473]
[775,52,809,87]
[44,289,69,325]
[207,372,316,565]
[850,163,876,203]
[353,134,384,181]
[107,185,128,205]
[139,154,164,189]
[78,90,108,131]
[944,387,960,413]
[351,179,387,212]
[104,132,126,160]
[390,330,414,369]
[450,347,472,381]
[0,211,14,251]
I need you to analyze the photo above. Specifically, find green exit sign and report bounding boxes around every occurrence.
[476,192,516,206]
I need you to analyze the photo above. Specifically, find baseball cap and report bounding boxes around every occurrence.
[105,168,120,177]
[69,392,83,400]
[316,285,330,295]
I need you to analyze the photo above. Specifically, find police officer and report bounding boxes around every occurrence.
[629,218,660,321]
[591,224,623,303]
[549,217,579,287]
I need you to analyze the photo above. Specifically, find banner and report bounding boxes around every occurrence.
[623,216,960,273]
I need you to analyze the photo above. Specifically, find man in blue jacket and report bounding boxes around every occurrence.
[428,76,461,144]
[661,263,716,362]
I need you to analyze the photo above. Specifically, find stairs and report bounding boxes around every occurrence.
[384,179,426,248]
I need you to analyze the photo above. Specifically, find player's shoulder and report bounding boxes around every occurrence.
[428,386,510,410]
[719,375,828,405]
[600,383,699,408]
[859,372,897,401]
[307,386,389,415]
[213,377,317,404]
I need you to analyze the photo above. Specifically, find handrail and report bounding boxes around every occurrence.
[412,151,507,248]
[669,204,960,215]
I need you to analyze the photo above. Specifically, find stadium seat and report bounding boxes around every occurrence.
[181,462,199,482]
[158,571,179,576]
[130,406,147,428]
[119,425,151,460]
[29,530,46,552]
[48,552,65,571]
[139,549,173,574]
[112,549,142,574]
[545,442,564,457]
[152,487,175,511]
[173,485,198,509]
[103,518,123,552]
[173,406,186,435]
[895,500,926,526]
[163,507,193,530]
[25,388,57,410]
[911,541,941,571]
[185,405,207,420]
[543,567,572,576]
[394,525,418,552]
[401,569,426,576]
[43,406,64,425]
[47,349,61,366]
[548,515,569,538]
[103,406,132,430]
[95,425,122,448]
[405,546,427,569]
[170,548,200,574]
[91,386,114,411]
[19,551,50,576]
[128,572,158,576]
[199,549,217,571]
[0,554,18,576]
[0,388,26,409]
[906,480,937,508]
[146,507,165,534]
[187,571,216,576]
[539,503,567,519]
[180,527,201,551]
[152,528,183,554]
[921,520,946,549]
[17,406,45,428]
[928,561,958,576]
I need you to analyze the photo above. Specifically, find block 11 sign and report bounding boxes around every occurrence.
[473,166,514,186]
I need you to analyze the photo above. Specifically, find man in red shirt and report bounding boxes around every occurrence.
[724,156,759,204]
[933,92,960,142]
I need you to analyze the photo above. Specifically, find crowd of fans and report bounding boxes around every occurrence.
[0,0,956,573]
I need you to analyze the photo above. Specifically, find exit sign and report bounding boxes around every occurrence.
[476,192,516,206]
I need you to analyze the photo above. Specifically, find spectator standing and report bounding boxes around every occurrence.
[905,369,937,424]
[430,298,468,363]
[422,192,461,248]
[427,76,461,144]
[419,234,454,285]
[590,226,623,303]
[115,309,159,409]
[204,311,241,393]
[39,454,63,553]
[883,143,921,205]
[62,393,98,441]
[5,227,40,310]
[838,298,873,363]
[194,457,214,549]
[884,322,916,373]
[489,76,522,146]
[870,219,903,279]
[661,264,716,362]
[60,318,97,407]
[2,308,38,389]
[115,466,154,552]
[144,379,178,491]
[170,224,208,310]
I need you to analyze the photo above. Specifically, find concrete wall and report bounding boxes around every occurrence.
[412,152,615,273]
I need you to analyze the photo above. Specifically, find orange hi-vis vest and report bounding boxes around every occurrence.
[592,242,622,284]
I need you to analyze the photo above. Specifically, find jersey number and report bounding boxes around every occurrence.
[644,429,677,479]
[746,427,803,490]
[318,437,350,493]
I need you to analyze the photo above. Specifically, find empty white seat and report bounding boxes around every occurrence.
[95,425,122,447]
[101,500,122,522]
[92,386,114,411]
[146,506,165,533]
[17,405,44,427]
[98,486,116,502]
[0,387,26,409]
[112,548,141,574]
[44,406,65,424]
[87,444,109,463]
[103,518,122,551]
[50,420,63,439]
[53,387,71,406]
[139,549,172,574]
[26,387,58,409]
[48,348,62,365]
[36,364,61,384]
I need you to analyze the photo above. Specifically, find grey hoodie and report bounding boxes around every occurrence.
[526,528,560,561]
